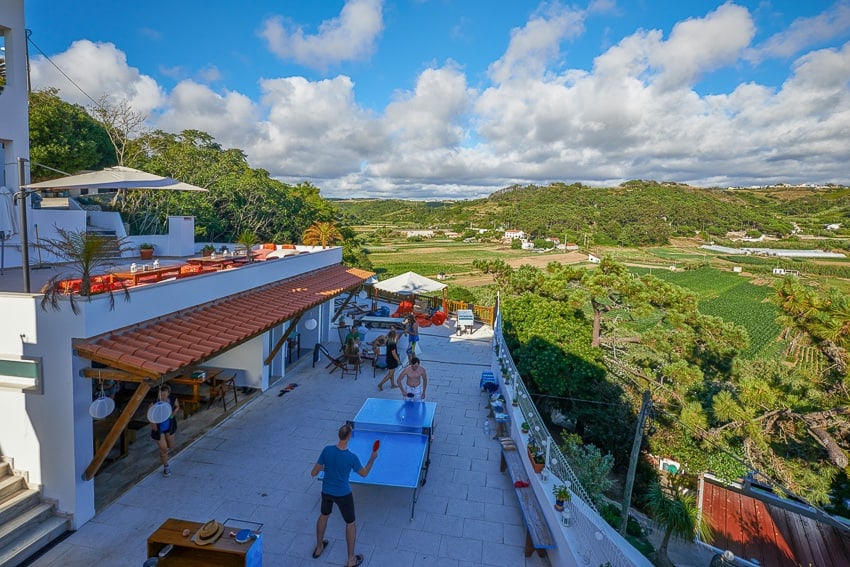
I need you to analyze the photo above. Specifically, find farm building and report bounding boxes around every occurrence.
[503,229,525,240]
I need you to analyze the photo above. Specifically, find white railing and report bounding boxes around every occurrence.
[493,309,652,567]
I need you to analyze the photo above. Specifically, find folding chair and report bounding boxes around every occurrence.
[343,354,361,380]
[313,344,348,374]
[372,349,387,378]
[337,325,349,351]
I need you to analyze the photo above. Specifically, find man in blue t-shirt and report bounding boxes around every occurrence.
[311,423,378,567]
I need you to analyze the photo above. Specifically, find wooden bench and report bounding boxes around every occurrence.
[499,438,556,557]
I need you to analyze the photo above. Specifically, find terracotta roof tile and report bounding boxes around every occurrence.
[76,264,372,376]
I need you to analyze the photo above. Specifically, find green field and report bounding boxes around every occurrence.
[633,267,783,358]
[367,240,787,359]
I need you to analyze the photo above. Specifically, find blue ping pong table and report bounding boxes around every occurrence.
[346,398,436,519]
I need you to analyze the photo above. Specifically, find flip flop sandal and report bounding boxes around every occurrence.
[347,553,364,567]
[312,539,328,559]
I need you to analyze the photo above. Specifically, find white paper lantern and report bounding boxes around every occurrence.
[147,400,172,424]
[358,290,367,300]
[89,396,115,420]
[304,318,318,330]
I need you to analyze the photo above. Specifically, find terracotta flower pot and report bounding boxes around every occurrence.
[527,450,545,473]
[139,248,154,260]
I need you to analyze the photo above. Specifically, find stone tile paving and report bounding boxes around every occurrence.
[32,321,550,566]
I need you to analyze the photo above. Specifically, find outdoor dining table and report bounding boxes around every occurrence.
[186,255,239,270]
[355,315,406,329]
[111,264,182,286]
[169,367,225,415]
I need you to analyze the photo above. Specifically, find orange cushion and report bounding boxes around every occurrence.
[262,243,276,250]
[281,244,296,249]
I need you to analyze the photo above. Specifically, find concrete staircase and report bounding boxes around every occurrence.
[0,459,71,567]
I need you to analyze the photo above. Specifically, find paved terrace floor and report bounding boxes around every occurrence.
[31,319,553,567]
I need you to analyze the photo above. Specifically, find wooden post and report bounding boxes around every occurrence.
[83,381,152,480]
[620,390,651,535]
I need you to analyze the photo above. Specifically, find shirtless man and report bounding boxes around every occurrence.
[397,357,427,401]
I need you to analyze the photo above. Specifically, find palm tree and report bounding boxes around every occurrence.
[37,227,130,313]
[235,230,259,262]
[302,221,343,249]
[646,478,712,567]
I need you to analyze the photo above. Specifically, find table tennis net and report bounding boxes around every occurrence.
[348,419,429,435]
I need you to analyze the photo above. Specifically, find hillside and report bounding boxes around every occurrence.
[332,181,850,247]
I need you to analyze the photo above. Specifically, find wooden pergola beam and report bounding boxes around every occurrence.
[81,367,148,383]
[264,314,301,366]
[331,292,356,322]
[83,381,151,481]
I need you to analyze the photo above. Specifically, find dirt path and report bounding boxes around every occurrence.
[449,251,588,287]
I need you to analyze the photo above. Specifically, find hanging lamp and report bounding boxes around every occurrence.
[89,378,115,420]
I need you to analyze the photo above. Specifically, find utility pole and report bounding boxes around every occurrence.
[15,157,31,293]
[620,390,652,536]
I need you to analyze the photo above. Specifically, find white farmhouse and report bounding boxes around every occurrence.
[503,229,526,240]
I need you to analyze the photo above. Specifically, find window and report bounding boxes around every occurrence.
[0,28,6,95]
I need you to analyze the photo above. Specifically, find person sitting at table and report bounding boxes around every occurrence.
[344,327,363,346]
[370,334,387,352]
[357,322,369,339]
[343,337,360,359]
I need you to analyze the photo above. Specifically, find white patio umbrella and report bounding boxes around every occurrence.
[0,186,19,273]
[24,166,209,192]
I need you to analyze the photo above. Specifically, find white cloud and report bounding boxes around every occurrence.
[30,40,165,115]
[648,3,754,90]
[747,0,850,63]
[156,81,262,149]
[29,4,850,198]
[488,3,586,84]
[259,0,384,70]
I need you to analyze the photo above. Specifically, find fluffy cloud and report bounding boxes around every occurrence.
[259,0,383,70]
[29,3,850,198]
[30,40,165,114]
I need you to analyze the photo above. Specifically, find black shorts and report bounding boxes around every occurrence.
[150,419,177,441]
[320,492,355,523]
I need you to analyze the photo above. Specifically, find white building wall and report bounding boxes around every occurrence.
[1,244,346,528]
[0,0,29,191]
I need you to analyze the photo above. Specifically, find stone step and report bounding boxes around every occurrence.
[0,474,26,502]
[0,488,40,526]
[0,513,70,567]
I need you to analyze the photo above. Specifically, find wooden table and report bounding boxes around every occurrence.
[186,256,238,270]
[170,368,225,416]
[112,264,182,286]
[147,518,261,566]
[355,315,406,329]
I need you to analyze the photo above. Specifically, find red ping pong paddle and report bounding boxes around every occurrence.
[373,440,380,452]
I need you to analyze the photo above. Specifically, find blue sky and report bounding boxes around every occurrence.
[24,0,850,199]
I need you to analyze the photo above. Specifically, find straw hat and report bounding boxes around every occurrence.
[195,519,224,546]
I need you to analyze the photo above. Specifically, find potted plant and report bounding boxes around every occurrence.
[521,422,529,434]
[527,441,545,474]
[201,244,215,257]
[552,484,571,511]
[235,231,259,262]
[139,243,154,260]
